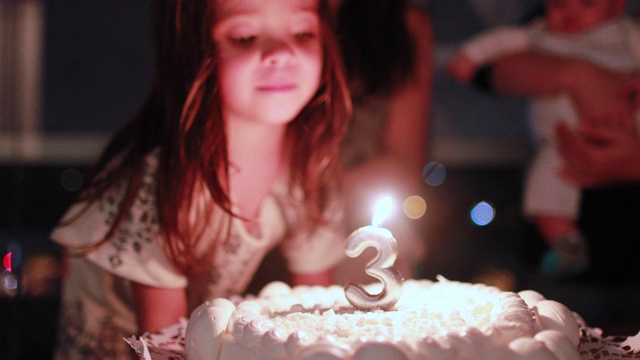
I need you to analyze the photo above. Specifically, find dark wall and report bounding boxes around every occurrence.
[42,0,154,134]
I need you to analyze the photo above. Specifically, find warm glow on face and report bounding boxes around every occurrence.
[213,0,323,126]
[371,196,393,227]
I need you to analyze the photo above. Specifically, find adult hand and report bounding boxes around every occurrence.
[566,63,634,129]
[624,77,640,115]
[492,53,635,127]
[556,122,640,188]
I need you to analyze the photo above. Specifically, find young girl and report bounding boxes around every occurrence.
[50,0,350,358]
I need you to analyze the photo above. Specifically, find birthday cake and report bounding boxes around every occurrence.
[184,276,581,360]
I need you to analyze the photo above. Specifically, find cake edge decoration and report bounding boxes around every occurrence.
[185,278,581,360]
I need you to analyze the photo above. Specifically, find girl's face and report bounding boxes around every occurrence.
[545,0,622,34]
[213,0,323,126]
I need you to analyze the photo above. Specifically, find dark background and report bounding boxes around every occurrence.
[2,1,639,359]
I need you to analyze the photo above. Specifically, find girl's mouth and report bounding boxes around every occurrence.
[257,83,296,91]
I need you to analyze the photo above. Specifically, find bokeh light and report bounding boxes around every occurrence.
[470,201,495,226]
[3,252,11,272]
[1,270,18,296]
[471,266,516,292]
[422,162,446,186]
[403,195,426,219]
[7,242,22,268]
[61,167,84,192]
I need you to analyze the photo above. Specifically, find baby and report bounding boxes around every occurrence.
[448,0,640,278]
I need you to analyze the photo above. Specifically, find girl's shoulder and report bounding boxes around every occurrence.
[52,148,186,287]
[51,148,161,248]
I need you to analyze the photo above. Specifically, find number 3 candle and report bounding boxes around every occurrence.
[344,196,403,311]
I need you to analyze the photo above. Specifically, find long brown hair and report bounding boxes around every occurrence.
[71,0,350,275]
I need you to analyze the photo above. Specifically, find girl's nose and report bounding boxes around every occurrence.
[261,38,294,66]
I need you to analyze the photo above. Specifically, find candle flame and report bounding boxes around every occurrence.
[371,196,393,227]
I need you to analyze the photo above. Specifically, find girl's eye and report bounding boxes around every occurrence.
[294,32,316,42]
[229,35,256,47]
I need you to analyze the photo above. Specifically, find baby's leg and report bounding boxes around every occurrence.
[523,145,581,230]
[523,145,589,277]
[532,215,578,244]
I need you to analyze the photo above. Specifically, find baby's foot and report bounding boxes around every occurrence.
[539,233,590,278]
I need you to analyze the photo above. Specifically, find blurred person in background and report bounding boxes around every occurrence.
[330,0,433,284]
[448,0,638,279]
[471,1,640,333]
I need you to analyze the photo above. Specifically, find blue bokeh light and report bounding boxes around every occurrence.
[422,162,446,186]
[470,201,495,226]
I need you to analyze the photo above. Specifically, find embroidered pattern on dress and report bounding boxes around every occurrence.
[222,233,241,254]
[54,301,136,360]
[97,157,160,270]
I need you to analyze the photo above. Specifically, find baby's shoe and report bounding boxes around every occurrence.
[539,233,590,278]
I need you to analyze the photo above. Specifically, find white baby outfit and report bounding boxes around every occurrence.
[459,16,640,219]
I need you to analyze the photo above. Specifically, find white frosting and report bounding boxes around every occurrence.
[185,298,235,360]
[534,300,581,347]
[186,277,580,360]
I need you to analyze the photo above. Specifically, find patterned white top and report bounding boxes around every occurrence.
[50,149,346,359]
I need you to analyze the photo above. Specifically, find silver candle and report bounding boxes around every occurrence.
[344,197,403,311]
